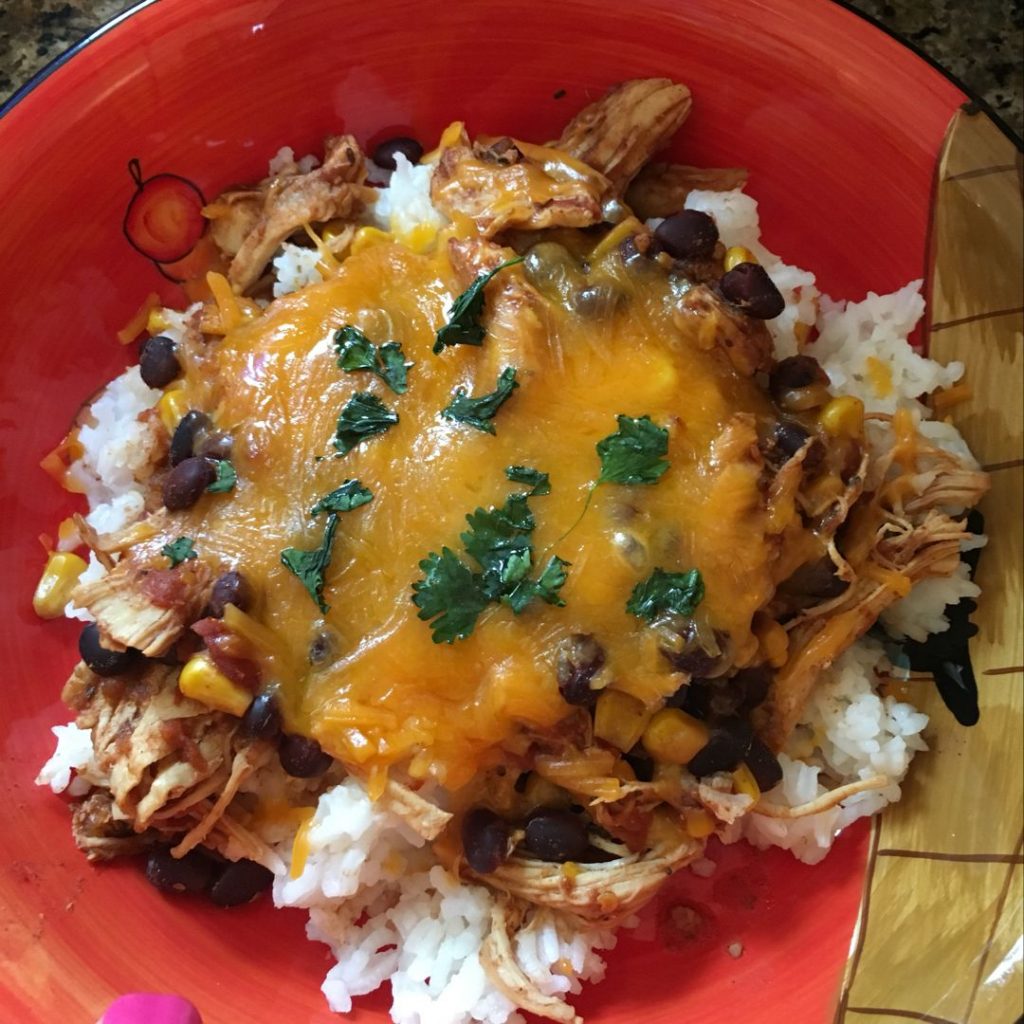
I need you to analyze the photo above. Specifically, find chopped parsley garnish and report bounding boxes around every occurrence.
[206,459,237,494]
[441,366,519,434]
[596,415,670,485]
[334,325,411,394]
[162,537,197,567]
[412,489,570,643]
[281,514,339,614]
[505,465,551,496]
[626,568,705,622]
[411,548,492,645]
[504,555,570,614]
[333,392,399,456]
[310,479,373,516]
[433,257,523,354]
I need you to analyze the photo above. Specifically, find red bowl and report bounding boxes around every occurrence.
[0,2,971,1022]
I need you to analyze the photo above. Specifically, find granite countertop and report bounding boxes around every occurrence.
[1,0,1021,136]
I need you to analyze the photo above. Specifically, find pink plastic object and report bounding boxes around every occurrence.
[99,993,202,1024]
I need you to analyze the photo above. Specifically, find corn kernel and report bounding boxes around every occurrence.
[819,395,865,438]
[732,763,761,801]
[724,246,757,271]
[594,689,652,752]
[33,551,88,618]
[158,388,190,433]
[641,708,710,765]
[178,652,251,716]
[683,807,717,838]
[146,308,170,334]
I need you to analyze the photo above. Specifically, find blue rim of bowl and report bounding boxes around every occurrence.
[0,0,1022,150]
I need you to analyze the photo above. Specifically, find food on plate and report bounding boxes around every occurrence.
[35,79,988,1023]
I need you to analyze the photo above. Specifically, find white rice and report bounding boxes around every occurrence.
[65,366,161,536]
[265,777,614,1023]
[272,242,325,298]
[373,153,447,239]
[735,639,928,865]
[35,722,94,795]
[39,172,987,1017]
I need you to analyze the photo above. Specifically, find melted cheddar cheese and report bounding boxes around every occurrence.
[165,227,808,791]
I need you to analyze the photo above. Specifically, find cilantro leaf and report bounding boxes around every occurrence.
[310,479,373,516]
[461,493,535,593]
[334,325,411,394]
[505,465,550,496]
[413,486,570,643]
[412,547,491,643]
[281,514,339,613]
[162,537,197,567]
[333,392,399,456]
[206,459,237,494]
[596,415,669,485]
[503,555,569,613]
[433,257,523,354]
[442,366,519,435]
[626,567,705,623]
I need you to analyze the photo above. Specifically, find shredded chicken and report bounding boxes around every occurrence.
[431,132,607,237]
[674,283,773,377]
[554,78,693,194]
[625,162,749,219]
[480,900,582,1024]
[478,833,700,926]
[758,427,990,749]
[70,790,159,861]
[70,661,238,830]
[379,779,454,841]
[210,134,375,293]
[72,554,212,657]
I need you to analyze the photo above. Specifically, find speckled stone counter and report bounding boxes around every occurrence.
[1,0,1021,136]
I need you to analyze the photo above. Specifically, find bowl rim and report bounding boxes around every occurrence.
[0,0,1021,151]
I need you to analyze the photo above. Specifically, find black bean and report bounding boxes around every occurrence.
[278,734,333,777]
[783,558,850,600]
[770,355,828,395]
[145,847,216,895]
[687,719,754,777]
[163,456,216,511]
[744,736,783,792]
[658,618,723,678]
[572,283,625,318]
[372,136,424,171]
[169,411,211,467]
[78,622,140,677]
[654,210,719,261]
[771,419,810,459]
[624,747,655,782]
[666,680,713,720]
[462,807,513,874]
[523,809,590,863]
[308,629,337,666]
[661,642,720,678]
[139,335,181,389]
[556,634,606,706]
[196,430,233,462]
[208,858,274,907]
[720,263,785,319]
[730,666,773,715]
[240,692,282,742]
[208,570,253,617]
